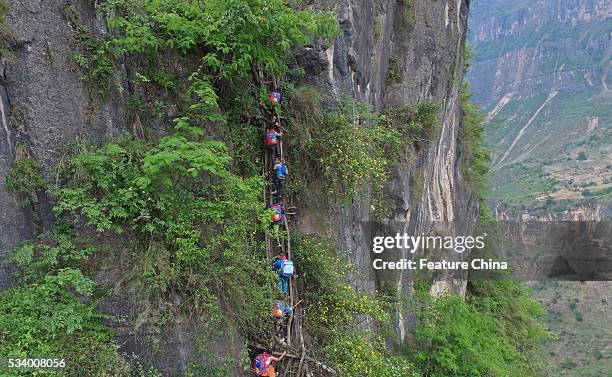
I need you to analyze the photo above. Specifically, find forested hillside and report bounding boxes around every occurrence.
[468,1,612,376]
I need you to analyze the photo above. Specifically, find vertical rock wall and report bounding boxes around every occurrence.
[0,0,127,289]
[298,0,477,338]
[0,0,477,370]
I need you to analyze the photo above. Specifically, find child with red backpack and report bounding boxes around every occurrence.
[265,122,282,169]
[252,351,286,377]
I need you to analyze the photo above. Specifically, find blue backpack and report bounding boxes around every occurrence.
[280,259,294,277]
[276,163,287,179]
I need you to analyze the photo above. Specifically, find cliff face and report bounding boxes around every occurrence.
[469,0,610,107]
[0,0,474,372]
[297,0,475,337]
[0,0,128,289]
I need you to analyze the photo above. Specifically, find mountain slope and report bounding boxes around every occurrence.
[468,0,612,209]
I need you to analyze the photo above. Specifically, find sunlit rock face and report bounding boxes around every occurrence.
[295,0,477,338]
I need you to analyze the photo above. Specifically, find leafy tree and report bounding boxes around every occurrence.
[1,228,131,376]
[411,280,548,377]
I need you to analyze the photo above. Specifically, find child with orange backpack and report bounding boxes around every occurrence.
[252,351,286,377]
[272,301,293,342]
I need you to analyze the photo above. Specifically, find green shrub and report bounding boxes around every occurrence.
[285,91,401,206]
[577,151,588,161]
[0,0,16,59]
[411,279,548,377]
[321,100,401,203]
[324,333,419,377]
[62,4,114,102]
[53,131,276,336]
[575,311,584,321]
[293,234,421,376]
[5,156,47,207]
[293,234,388,340]
[381,101,441,143]
[1,226,131,376]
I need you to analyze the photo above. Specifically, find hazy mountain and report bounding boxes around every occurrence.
[468,2,612,376]
[469,0,611,210]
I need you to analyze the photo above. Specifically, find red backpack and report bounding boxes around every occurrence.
[265,129,277,146]
[253,352,272,375]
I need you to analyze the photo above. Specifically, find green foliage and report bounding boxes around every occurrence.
[53,130,276,335]
[293,234,388,340]
[0,228,131,376]
[577,151,588,161]
[411,280,548,377]
[459,83,491,216]
[62,4,115,101]
[292,234,420,376]
[100,0,338,122]
[574,311,583,322]
[7,224,96,283]
[381,101,441,144]
[104,0,338,76]
[324,333,419,377]
[0,0,16,59]
[284,88,402,206]
[582,186,612,197]
[5,156,47,207]
[321,100,402,203]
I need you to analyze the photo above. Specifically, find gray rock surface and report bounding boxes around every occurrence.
[0,0,127,288]
[297,0,476,339]
[0,0,477,374]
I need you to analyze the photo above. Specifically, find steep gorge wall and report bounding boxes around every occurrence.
[468,0,610,108]
[0,0,475,372]
[297,0,476,337]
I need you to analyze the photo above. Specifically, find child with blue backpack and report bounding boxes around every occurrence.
[273,252,294,295]
[273,157,288,199]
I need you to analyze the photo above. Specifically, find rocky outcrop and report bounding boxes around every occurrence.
[0,0,127,288]
[297,0,476,339]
